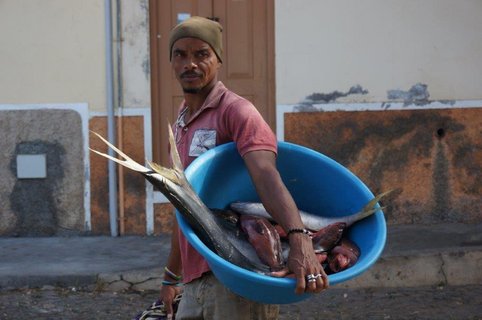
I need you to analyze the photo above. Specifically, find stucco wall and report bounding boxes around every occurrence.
[0,0,105,110]
[0,0,152,235]
[0,108,85,236]
[119,0,151,108]
[285,108,481,225]
[275,0,482,105]
[3,0,481,110]
[0,1,480,235]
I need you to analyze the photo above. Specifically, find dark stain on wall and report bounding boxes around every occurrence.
[433,138,450,220]
[284,108,481,225]
[299,85,369,107]
[387,83,430,106]
[9,140,66,236]
[298,112,447,170]
[306,85,368,103]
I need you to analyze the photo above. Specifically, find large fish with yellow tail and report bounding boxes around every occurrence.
[90,126,391,275]
[90,126,271,274]
[229,190,391,232]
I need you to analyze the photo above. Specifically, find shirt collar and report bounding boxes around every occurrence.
[182,81,227,125]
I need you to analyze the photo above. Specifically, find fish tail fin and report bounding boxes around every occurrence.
[146,160,181,185]
[355,189,394,221]
[362,189,394,212]
[89,131,150,174]
[167,122,184,173]
[144,123,187,186]
[356,206,387,220]
[90,130,186,186]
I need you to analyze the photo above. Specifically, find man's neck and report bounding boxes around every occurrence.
[184,94,207,114]
[183,81,217,115]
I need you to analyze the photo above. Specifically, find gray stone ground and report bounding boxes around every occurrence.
[1,225,481,319]
[1,285,481,320]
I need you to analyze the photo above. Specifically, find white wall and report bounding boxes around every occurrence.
[275,0,482,105]
[0,0,106,110]
[118,0,151,108]
[0,0,151,112]
[2,1,481,111]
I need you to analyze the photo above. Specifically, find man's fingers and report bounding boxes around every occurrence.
[164,300,174,316]
[322,272,330,289]
[304,272,318,293]
[270,267,290,278]
[313,271,329,292]
[300,269,330,294]
[295,272,307,294]
[312,275,325,293]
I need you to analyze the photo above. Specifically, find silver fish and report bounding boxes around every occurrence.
[90,126,269,274]
[229,191,391,231]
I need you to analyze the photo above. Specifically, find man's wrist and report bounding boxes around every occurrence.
[286,228,312,237]
[161,279,184,287]
[164,266,182,282]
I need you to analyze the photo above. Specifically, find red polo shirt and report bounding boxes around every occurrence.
[172,81,277,283]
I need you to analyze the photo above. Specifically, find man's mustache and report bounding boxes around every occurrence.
[180,71,202,79]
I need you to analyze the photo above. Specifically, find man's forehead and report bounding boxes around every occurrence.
[172,37,212,50]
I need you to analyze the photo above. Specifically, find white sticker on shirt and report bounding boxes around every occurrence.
[189,129,217,157]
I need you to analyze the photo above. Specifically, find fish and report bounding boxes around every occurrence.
[239,215,285,271]
[327,238,360,273]
[311,222,346,252]
[229,190,391,231]
[90,127,270,274]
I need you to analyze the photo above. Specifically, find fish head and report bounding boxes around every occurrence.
[327,238,360,273]
[312,222,346,252]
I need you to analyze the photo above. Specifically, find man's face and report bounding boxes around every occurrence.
[171,37,221,94]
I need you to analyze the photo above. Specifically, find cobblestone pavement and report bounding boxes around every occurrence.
[1,285,481,320]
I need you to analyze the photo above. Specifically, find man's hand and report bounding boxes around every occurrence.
[243,150,329,293]
[271,233,329,294]
[159,285,183,317]
[288,233,329,293]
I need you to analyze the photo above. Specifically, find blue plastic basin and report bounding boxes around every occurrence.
[176,141,386,304]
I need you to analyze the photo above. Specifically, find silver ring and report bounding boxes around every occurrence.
[314,273,322,279]
[306,274,316,281]
[308,278,316,283]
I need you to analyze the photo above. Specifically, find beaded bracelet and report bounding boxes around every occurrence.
[164,266,182,281]
[286,228,312,236]
[161,280,184,287]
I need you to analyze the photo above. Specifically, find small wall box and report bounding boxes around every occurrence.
[16,154,47,179]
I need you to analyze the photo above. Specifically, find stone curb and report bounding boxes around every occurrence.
[340,247,482,288]
[97,247,482,292]
[1,225,480,292]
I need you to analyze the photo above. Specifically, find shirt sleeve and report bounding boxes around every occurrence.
[223,98,277,157]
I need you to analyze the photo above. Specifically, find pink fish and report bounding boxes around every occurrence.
[327,238,360,273]
[240,215,285,271]
[311,222,346,252]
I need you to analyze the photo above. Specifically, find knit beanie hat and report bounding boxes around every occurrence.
[169,16,223,62]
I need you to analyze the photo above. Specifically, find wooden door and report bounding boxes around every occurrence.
[149,0,275,165]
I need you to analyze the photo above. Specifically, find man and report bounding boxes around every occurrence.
[160,16,328,319]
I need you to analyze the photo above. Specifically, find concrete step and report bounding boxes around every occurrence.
[341,223,482,288]
[0,223,481,292]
